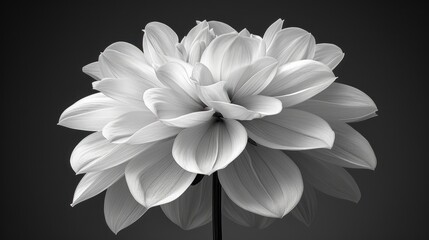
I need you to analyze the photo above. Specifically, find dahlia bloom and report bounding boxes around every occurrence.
[59,19,377,234]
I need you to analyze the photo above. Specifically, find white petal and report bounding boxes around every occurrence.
[238,28,251,37]
[208,21,237,35]
[227,57,278,100]
[223,191,276,229]
[313,43,345,70]
[156,62,199,101]
[290,152,361,202]
[161,176,212,230]
[263,19,284,49]
[102,111,157,143]
[104,178,147,234]
[291,183,318,227]
[220,36,265,83]
[72,133,154,174]
[196,81,230,107]
[242,109,335,150]
[210,95,282,121]
[261,60,336,107]
[105,42,148,63]
[267,27,316,65]
[125,139,196,208]
[188,41,206,65]
[294,83,378,122]
[143,88,212,128]
[200,33,237,81]
[218,145,303,218]
[92,78,150,108]
[191,63,217,85]
[127,121,182,145]
[83,62,102,80]
[183,20,209,51]
[98,43,161,87]
[172,119,247,175]
[302,122,377,169]
[58,93,136,131]
[143,22,181,66]
[71,163,126,206]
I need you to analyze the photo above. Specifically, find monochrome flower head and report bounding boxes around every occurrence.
[59,19,377,233]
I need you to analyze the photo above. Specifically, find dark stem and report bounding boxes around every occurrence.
[212,172,222,240]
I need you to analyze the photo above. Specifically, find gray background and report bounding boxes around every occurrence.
[3,1,427,239]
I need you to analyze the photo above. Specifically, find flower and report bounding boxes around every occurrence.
[59,19,377,234]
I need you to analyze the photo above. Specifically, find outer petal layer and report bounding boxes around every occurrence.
[104,178,148,234]
[218,145,303,218]
[242,109,335,150]
[125,139,196,208]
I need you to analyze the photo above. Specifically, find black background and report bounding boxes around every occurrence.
[3,1,428,239]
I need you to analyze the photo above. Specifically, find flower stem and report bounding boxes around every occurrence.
[212,172,222,240]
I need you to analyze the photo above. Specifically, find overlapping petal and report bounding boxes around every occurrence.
[208,21,237,35]
[301,122,377,169]
[261,60,336,107]
[143,88,213,128]
[161,176,212,230]
[104,178,148,234]
[263,19,284,49]
[218,145,303,218]
[70,132,154,174]
[172,119,247,175]
[313,43,345,70]
[267,27,316,65]
[58,93,137,131]
[242,109,335,150]
[223,191,276,229]
[294,83,378,122]
[71,163,126,206]
[125,139,196,208]
[143,22,182,66]
[291,183,318,227]
[290,152,361,203]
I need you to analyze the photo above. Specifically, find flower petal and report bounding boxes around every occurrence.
[294,83,378,122]
[92,78,150,108]
[241,109,335,150]
[98,42,161,87]
[263,19,284,49]
[172,119,247,175]
[290,152,361,203]
[267,27,316,65]
[220,36,265,83]
[125,139,196,208]
[83,62,102,80]
[183,20,210,52]
[71,163,126,206]
[196,81,230,107]
[58,93,136,131]
[71,132,154,174]
[227,57,278,100]
[261,60,336,107]
[143,22,181,66]
[301,122,377,169]
[143,88,212,128]
[200,33,238,81]
[208,21,237,35]
[223,191,276,229]
[191,63,217,85]
[313,43,345,70]
[210,95,282,121]
[291,183,318,227]
[161,176,212,230]
[188,41,206,65]
[156,62,199,101]
[104,178,148,234]
[102,111,157,143]
[218,145,303,218]
[126,121,182,145]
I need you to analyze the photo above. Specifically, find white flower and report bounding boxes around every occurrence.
[59,19,377,234]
